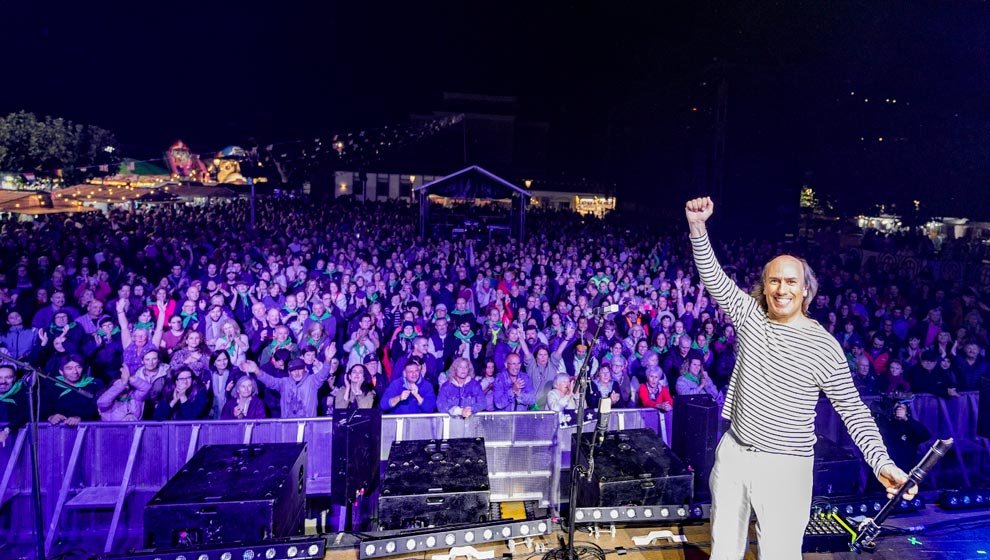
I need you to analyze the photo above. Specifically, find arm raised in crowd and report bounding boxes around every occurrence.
[117,299,132,348]
[151,301,167,347]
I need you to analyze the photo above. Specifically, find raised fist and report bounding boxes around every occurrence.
[684,197,714,225]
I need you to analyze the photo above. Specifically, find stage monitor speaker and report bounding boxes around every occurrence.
[978,375,990,439]
[671,394,719,496]
[378,437,490,531]
[813,436,860,496]
[144,443,306,548]
[331,408,382,504]
[572,428,693,507]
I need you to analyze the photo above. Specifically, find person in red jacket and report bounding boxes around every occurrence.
[638,365,673,412]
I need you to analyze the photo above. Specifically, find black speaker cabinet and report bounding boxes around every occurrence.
[144,443,306,547]
[671,394,719,495]
[979,375,990,439]
[378,437,490,530]
[813,436,860,496]
[572,428,694,507]
[331,408,382,504]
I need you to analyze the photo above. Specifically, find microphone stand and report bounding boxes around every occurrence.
[852,438,953,552]
[3,353,94,560]
[561,307,612,560]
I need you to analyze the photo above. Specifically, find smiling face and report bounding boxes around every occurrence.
[185,331,202,349]
[236,377,254,398]
[175,370,194,389]
[213,352,229,370]
[762,256,808,324]
[348,365,366,385]
[0,366,16,393]
[289,366,307,382]
[61,359,84,383]
[141,350,160,370]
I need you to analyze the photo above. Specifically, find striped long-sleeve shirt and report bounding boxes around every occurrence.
[691,234,893,476]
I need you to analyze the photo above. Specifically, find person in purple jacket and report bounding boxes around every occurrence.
[97,365,151,421]
[437,357,485,418]
[221,376,267,419]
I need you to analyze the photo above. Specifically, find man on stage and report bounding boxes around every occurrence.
[685,197,913,559]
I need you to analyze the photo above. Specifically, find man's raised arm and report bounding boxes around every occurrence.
[685,197,755,327]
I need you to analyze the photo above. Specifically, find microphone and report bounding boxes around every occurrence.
[593,397,611,447]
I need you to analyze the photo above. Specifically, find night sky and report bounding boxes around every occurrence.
[2,1,989,217]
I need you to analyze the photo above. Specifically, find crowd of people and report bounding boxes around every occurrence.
[0,197,987,447]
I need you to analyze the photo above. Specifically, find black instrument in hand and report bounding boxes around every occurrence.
[852,438,953,552]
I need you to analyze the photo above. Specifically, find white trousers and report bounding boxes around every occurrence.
[708,432,814,560]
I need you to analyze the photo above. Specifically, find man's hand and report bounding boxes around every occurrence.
[461,406,473,419]
[685,197,714,237]
[878,464,916,501]
[48,414,67,425]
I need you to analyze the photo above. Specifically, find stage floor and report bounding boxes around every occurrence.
[3,504,986,559]
[323,507,990,560]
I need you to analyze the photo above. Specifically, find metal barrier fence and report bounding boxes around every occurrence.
[0,392,983,557]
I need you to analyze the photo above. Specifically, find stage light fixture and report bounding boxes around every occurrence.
[829,494,924,518]
[101,536,325,560]
[940,489,990,510]
[357,518,552,559]
[572,504,709,525]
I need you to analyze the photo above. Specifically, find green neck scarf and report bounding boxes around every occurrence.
[486,320,503,344]
[49,322,77,335]
[311,310,332,321]
[0,379,25,404]
[269,338,292,351]
[54,375,96,398]
[180,311,198,329]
